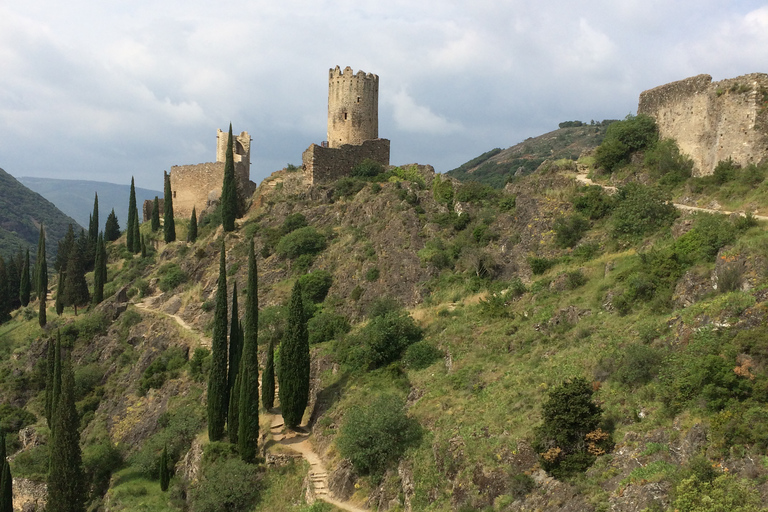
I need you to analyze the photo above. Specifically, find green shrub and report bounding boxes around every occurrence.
[390,165,426,187]
[572,186,614,220]
[333,177,366,200]
[158,263,187,292]
[610,183,678,239]
[189,348,211,382]
[340,310,422,370]
[418,239,454,270]
[713,157,740,184]
[83,441,123,501]
[573,242,600,261]
[190,457,261,512]
[308,312,351,345]
[276,227,326,259]
[553,214,590,248]
[432,175,454,205]
[612,344,662,387]
[11,443,49,481]
[0,404,36,432]
[365,267,380,281]
[138,346,188,396]
[644,138,693,186]
[594,114,658,172]
[351,158,384,178]
[528,256,556,275]
[565,270,587,290]
[367,296,402,319]
[402,342,443,370]
[454,181,497,203]
[298,270,333,303]
[337,394,422,479]
[671,474,761,512]
[281,213,307,234]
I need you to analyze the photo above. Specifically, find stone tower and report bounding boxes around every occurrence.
[327,66,379,148]
[216,129,252,174]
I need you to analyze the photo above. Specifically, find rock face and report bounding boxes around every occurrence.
[12,478,47,512]
[638,73,768,176]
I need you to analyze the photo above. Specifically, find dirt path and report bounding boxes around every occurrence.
[133,299,211,349]
[573,172,768,221]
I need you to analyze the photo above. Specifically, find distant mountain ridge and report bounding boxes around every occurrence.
[0,168,81,262]
[17,177,162,233]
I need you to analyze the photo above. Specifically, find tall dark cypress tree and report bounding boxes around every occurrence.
[0,429,11,512]
[151,196,161,232]
[89,193,99,243]
[92,234,106,305]
[238,240,259,461]
[221,123,237,232]
[104,209,120,242]
[163,171,176,243]
[228,371,241,446]
[0,257,9,323]
[50,332,62,430]
[279,281,310,429]
[262,337,275,410]
[207,240,228,442]
[63,242,89,315]
[37,225,48,327]
[55,224,75,274]
[20,248,31,307]
[187,206,198,243]
[45,337,56,427]
[159,445,170,492]
[6,255,20,312]
[227,283,241,444]
[125,176,141,254]
[47,356,86,512]
[55,270,65,317]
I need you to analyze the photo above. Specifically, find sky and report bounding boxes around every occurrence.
[1,1,767,190]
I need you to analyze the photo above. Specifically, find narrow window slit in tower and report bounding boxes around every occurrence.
[357,97,360,103]
[344,112,348,120]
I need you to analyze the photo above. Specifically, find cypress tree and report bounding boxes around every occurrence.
[45,337,56,426]
[228,371,241,446]
[55,224,75,273]
[5,255,20,312]
[0,257,9,323]
[159,445,170,492]
[50,332,62,430]
[92,233,106,305]
[163,171,176,243]
[47,356,86,512]
[37,225,48,327]
[141,235,147,258]
[279,281,310,429]
[63,242,89,315]
[151,196,161,232]
[262,337,275,410]
[221,123,237,232]
[89,193,99,242]
[207,239,228,441]
[131,204,141,255]
[187,206,198,243]
[0,430,10,512]
[20,248,31,307]
[55,270,64,317]
[227,283,240,444]
[127,177,138,253]
[104,209,120,242]
[238,240,259,462]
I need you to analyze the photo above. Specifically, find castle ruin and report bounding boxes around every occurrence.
[638,73,768,176]
[164,129,254,218]
[302,66,391,185]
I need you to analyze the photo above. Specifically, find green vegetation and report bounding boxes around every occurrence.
[207,240,228,442]
[163,172,176,243]
[221,123,238,232]
[278,281,310,429]
[238,240,260,462]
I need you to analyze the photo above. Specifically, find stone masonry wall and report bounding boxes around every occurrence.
[169,161,250,218]
[302,138,390,185]
[638,73,768,176]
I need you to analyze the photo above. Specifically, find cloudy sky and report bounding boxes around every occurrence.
[1,1,767,190]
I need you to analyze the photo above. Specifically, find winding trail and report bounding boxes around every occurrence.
[133,296,364,511]
[573,171,768,221]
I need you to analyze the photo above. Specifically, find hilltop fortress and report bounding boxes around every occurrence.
[638,73,768,176]
[302,66,390,185]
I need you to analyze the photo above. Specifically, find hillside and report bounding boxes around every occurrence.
[17,176,162,233]
[0,167,81,263]
[4,115,768,512]
[446,121,613,187]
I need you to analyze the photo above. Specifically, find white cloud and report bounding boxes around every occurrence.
[390,89,462,135]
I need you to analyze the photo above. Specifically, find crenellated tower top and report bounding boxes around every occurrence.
[327,66,379,148]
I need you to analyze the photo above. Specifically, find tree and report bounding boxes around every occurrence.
[104,209,120,242]
[19,248,30,307]
[92,234,106,305]
[221,123,238,232]
[163,171,176,243]
[533,378,613,479]
[63,242,89,315]
[47,356,86,512]
[45,336,58,427]
[238,240,259,462]
[37,225,48,327]
[151,196,161,232]
[207,240,228,442]
[227,282,241,444]
[5,253,21,312]
[0,257,9,323]
[278,281,309,429]
[187,206,198,243]
[55,224,75,273]
[55,270,65,316]
[261,338,275,410]
[159,445,170,492]
[0,430,12,512]
[127,177,139,253]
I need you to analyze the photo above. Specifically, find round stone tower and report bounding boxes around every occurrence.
[327,66,379,148]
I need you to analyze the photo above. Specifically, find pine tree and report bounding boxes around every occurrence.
[238,240,259,461]
[0,430,11,512]
[159,445,170,492]
[47,356,86,512]
[63,242,89,315]
[221,123,237,232]
[279,281,310,429]
[20,248,31,307]
[104,209,120,242]
[207,239,228,441]
[187,206,198,243]
[262,337,275,410]
[151,196,161,232]
[127,177,139,253]
[0,257,9,323]
[37,225,48,327]
[55,270,65,317]
[92,234,106,305]
[163,171,176,243]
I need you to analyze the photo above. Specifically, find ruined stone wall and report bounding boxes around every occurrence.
[638,73,768,175]
[215,129,252,170]
[142,198,165,222]
[327,66,379,148]
[169,161,250,218]
[302,139,390,185]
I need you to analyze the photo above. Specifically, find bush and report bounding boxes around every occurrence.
[158,263,187,292]
[610,183,678,239]
[365,267,380,281]
[189,348,211,382]
[572,186,614,220]
[340,310,422,370]
[671,474,761,512]
[402,342,443,370]
[0,404,36,432]
[418,239,454,270]
[528,256,556,275]
[281,213,307,234]
[390,165,426,187]
[190,457,261,512]
[308,312,351,344]
[713,157,740,184]
[553,214,590,248]
[337,394,422,479]
[594,114,658,173]
[276,227,326,259]
[454,181,497,203]
[298,270,333,303]
[612,344,662,387]
[333,177,366,200]
[83,441,123,501]
[138,346,188,396]
[351,158,384,178]
[432,175,454,205]
[533,378,613,479]
[644,138,693,187]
